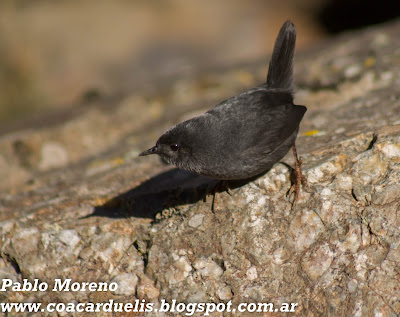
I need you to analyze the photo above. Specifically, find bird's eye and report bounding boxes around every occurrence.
[170,144,179,152]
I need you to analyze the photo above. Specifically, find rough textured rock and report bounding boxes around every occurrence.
[1,20,400,316]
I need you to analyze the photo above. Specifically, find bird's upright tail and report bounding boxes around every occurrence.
[266,20,296,92]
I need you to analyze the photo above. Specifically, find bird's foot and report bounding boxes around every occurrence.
[288,144,307,208]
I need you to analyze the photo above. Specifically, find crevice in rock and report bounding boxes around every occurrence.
[3,254,22,276]
[366,133,378,151]
[133,239,150,270]
[213,257,226,272]
[351,188,358,202]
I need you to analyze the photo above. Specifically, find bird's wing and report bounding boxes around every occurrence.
[240,102,306,157]
[201,89,305,155]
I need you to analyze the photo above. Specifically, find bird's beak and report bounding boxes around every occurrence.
[139,146,158,156]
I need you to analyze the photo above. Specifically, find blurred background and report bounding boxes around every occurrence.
[1,0,399,131]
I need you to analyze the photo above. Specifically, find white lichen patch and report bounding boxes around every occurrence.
[216,284,233,301]
[336,221,361,253]
[257,195,267,206]
[307,154,347,184]
[246,266,258,280]
[289,209,325,251]
[321,188,333,196]
[188,214,205,228]
[57,230,81,249]
[272,247,289,265]
[39,141,68,170]
[351,152,388,185]
[345,64,361,78]
[136,274,160,299]
[301,243,334,281]
[258,164,290,192]
[355,252,369,279]
[193,258,223,280]
[376,143,400,158]
[332,173,353,191]
[165,256,193,285]
[111,273,138,296]
[347,279,358,293]
[80,232,132,273]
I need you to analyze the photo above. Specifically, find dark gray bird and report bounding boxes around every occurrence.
[140,20,307,202]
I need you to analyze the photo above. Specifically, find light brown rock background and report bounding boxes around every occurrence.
[0,0,325,130]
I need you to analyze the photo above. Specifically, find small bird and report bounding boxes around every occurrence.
[140,20,307,203]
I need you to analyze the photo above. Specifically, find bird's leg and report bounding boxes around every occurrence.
[289,143,306,204]
[210,180,231,212]
[211,190,217,212]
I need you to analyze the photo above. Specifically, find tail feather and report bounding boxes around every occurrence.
[266,20,296,92]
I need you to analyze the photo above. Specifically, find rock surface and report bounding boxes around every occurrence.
[1,20,400,316]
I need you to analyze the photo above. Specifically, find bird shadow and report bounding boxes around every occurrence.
[86,168,268,220]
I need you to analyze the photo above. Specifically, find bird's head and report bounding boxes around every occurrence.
[139,124,193,168]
